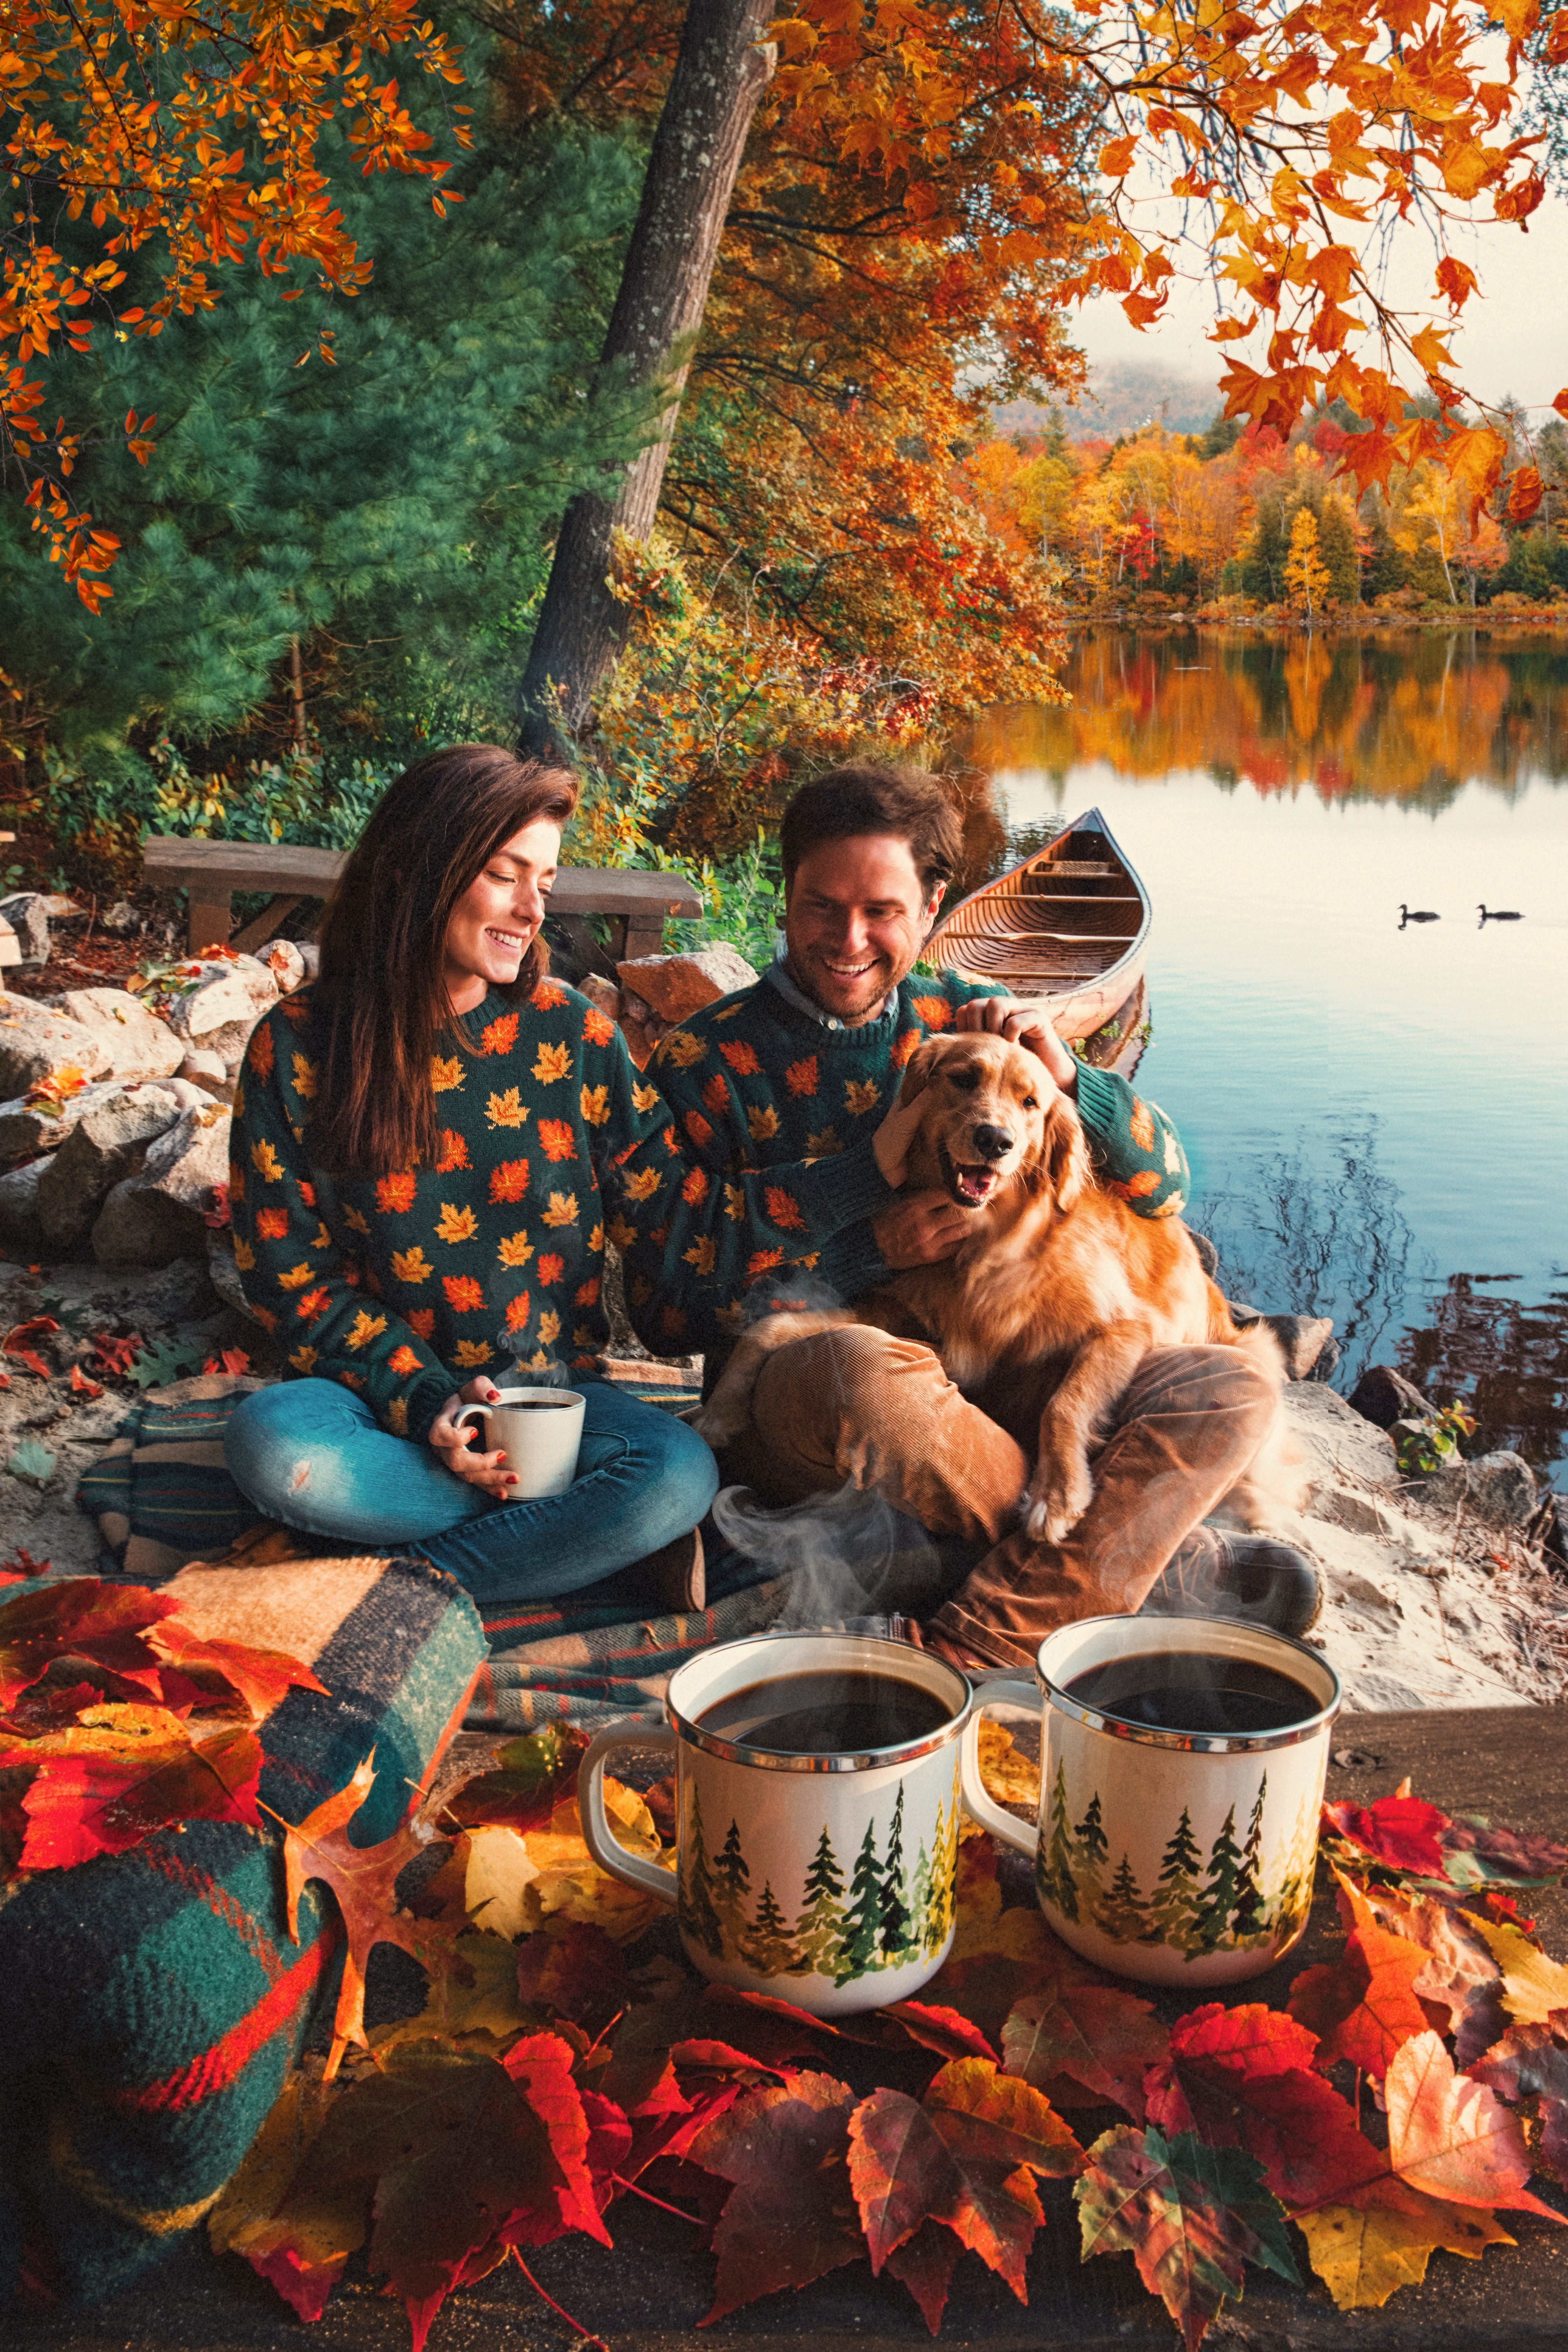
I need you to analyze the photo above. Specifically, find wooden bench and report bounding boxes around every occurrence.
[140,836,702,963]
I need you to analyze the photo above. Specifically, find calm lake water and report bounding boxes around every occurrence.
[962,628,1568,1490]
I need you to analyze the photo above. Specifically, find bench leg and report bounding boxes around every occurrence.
[231,894,308,955]
[621,914,667,964]
[187,890,232,956]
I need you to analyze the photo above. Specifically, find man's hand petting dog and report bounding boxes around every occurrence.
[873,1188,973,1270]
[954,995,1078,1094]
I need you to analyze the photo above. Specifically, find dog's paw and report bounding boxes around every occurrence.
[1024,1466,1094,1545]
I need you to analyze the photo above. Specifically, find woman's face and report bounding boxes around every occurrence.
[443,817,563,1014]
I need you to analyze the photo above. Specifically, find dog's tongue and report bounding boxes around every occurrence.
[954,1165,997,1206]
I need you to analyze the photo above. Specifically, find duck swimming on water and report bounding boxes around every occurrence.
[1398,904,1440,925]
[1478,905,1523,922]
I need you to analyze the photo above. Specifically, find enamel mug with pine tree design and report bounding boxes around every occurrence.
[960,1616,1341,1988]
[578,1632,973,2016]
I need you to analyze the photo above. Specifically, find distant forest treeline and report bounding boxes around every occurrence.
[965,402,1568,616]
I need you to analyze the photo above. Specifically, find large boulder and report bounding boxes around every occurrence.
[247,939,312,994]
[1280,1381,1400,1491]
[54,986,184,1081]
[1421,1450,1538,1529]
[0,1076,134,1170]
[617,943,757,1024]
[0,1156,50,1257]
[1348,1363,1434,1429]
[35,1085,183,1253]
[92,1101,231,1270]
[162,955,280,1068]
[0,997,112,1097]
[0,892,52,967]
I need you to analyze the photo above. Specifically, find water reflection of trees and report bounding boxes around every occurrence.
[1188,1125,1421,1380]
[1399,1275,1568,1479]
[961,629,1568,811]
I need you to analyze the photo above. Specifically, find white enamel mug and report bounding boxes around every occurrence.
[578,1631,973,2017]
[960,1615,1341,1988]
[451,1385,586,1498]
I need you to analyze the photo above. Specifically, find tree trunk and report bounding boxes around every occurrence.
[520,0,775,728]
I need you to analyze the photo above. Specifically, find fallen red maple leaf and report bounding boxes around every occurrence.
[1142,2003,1378,2213]
[0,1577,180,1710]
[690,2070,865,2323]
[68,1362,103,1399]
[1077,2123,1300,2350]
[90,1331,143,1379]
[1289,1869,1434,2078]
[278,1749,460,2078]
[4,1314,60,1380]
[847,2058,1084,2323]
[440,1724,591,1836]
[1323,1793,1450,1877]
[149,1619,328,1718]
[1002,1977,1170,2120]
[1385,2029,1565,2219]
[2,1704,262,1867]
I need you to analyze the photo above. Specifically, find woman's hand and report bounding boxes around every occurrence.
[428,1376,517,1500]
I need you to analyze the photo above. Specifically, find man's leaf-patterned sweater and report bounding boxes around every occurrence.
[620,965,1190,1361]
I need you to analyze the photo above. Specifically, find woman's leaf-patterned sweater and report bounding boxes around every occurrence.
[229,974,947,1443]
[620,965,1190,1361]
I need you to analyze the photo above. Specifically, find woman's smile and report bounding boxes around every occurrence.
[443,818,563,1013]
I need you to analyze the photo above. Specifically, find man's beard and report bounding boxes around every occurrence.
[790,942,902,1021]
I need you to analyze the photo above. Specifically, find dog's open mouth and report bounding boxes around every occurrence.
[940,1144,1002,1209]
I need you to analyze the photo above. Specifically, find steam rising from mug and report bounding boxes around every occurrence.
[711,1480,975,1628]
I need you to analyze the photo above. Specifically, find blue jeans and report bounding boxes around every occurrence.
[224,1378,718,1613]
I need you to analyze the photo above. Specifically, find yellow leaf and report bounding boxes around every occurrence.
[1474,1918,1568,2025]
[977,1719,1041,1812]
[1297,2178,1514,2311]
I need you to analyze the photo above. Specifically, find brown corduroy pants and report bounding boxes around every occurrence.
[718,1326,1278,1671]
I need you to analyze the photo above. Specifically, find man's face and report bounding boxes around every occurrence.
[784,832,945,1023]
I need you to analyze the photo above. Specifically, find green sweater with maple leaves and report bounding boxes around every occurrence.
[228,974,919,1439]
[620,965,1190,1363]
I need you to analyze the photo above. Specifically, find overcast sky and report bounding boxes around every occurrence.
[1067,188,1568,424]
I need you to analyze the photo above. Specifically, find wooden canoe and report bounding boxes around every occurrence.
[925,807,1152,1043]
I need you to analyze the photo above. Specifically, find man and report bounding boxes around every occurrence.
[623,762,1317,1670]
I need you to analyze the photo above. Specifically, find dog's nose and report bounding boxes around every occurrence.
[973,1123,1014,1162]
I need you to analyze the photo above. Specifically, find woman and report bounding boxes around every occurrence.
[224,742,719,1619]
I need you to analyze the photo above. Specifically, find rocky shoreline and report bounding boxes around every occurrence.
[1,888,1562,1711]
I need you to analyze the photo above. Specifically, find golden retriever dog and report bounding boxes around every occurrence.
[697,1032,1302,1542]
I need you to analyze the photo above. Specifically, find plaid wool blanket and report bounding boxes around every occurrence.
[1,1554,485,2308]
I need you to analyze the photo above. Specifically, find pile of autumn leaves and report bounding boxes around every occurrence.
[4,1578,1568,2351]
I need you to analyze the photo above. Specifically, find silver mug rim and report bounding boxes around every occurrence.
[1035,1614,1344,1755]
[667,1630,974,1773]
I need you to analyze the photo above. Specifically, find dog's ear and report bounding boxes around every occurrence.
[896,1035,947,1107]
[1031,1096,1092,1212]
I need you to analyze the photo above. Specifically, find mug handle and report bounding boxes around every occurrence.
[959,1675,1040,1856]
[577,1718,680,1906]
[451,1401,496,1439]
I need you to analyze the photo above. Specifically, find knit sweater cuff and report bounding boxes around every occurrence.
[405,1371,456,1450]
[791,1135,898,1231]
[1071,1059,1128,1140]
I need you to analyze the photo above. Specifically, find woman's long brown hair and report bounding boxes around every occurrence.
[312,744,579,1176]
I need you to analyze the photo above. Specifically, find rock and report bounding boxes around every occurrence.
[163,955,279,1066]
[1186,1229,1219,1278]
[1303,1335,1340,1385]
[35,1085,184,1253]
[39,894,82,919]
[295,941,320,982]
[1531,1491,1568,1573]
[54,986,184,1081]
[103,901,141,934]
[578,974,623,1023]
[1349,1363,1434,1430]
[1281,1382,1399,1491]
[1309,1484,1391,1538]
[0,1076,136,1170]
[206,1231,254,1320]
[616,944,757,1025]
[0,998,112,1097]
[248,939,308,994]
[180,1048,233,1102]
[91,1101,231,1270]
[0,892,52,967]
[0,1156,50,1257]
[1422,1450,1538,1529]
[1257,1313,1335,1380]
[0,917,18,973]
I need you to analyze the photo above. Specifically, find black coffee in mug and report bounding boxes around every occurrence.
[698,1669,952,1755]
[1064,1651,1316,1736]
[511,1397,575,1410]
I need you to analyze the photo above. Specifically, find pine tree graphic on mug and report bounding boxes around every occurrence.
[1032,1765,1315,1962]
[677,1776,960,1983]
